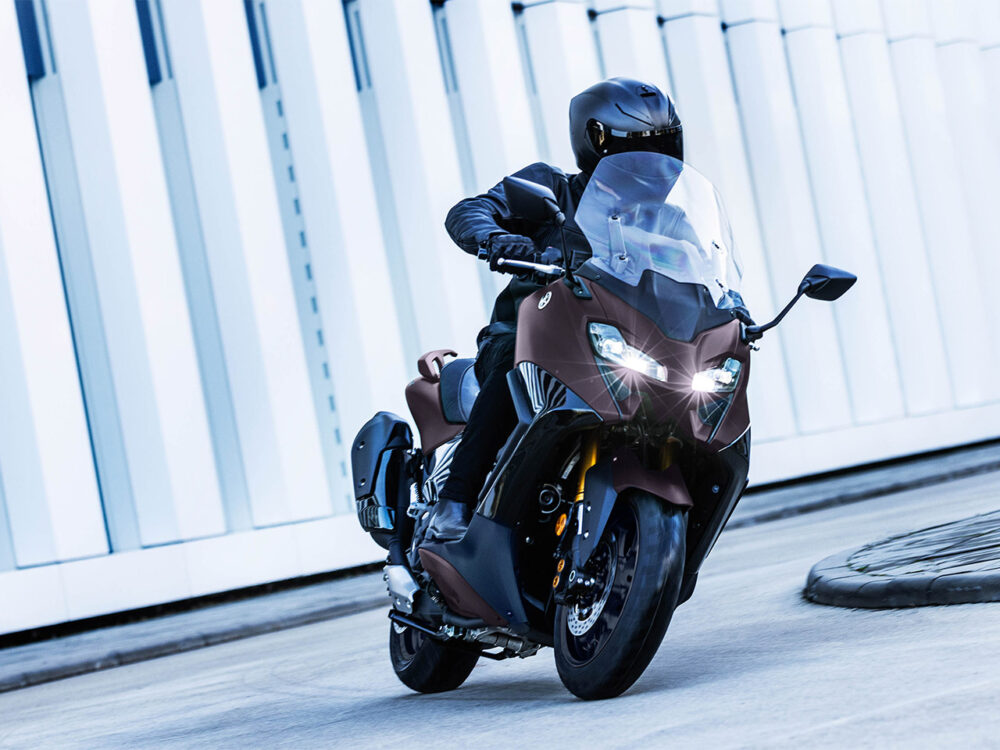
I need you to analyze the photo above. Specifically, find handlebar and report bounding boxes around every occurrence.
[494,257,565,276]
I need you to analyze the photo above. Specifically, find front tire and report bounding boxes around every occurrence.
[554,491,687,700]
[389,621,480,693]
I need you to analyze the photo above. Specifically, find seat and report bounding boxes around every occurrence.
[439,358,480,424]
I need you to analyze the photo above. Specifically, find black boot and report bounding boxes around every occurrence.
[425,499,473,543]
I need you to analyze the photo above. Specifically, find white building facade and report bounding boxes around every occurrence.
[0,0,997,634]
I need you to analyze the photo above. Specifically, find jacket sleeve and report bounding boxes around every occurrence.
[444,163,561,255]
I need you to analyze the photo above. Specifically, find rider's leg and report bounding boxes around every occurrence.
[427,331,517,540]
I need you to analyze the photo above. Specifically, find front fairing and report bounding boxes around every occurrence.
[514,277,750,450]
[512,152,753,449]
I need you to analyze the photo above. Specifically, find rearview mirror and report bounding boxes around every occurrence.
[503,176,565,225]
[800,264,857,301]
[744,263,857,342]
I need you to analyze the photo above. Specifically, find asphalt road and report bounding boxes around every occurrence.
[3,472,999,749]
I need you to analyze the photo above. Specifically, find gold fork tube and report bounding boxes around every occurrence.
[575,432,600,504]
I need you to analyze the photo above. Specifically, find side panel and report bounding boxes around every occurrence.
[350,412,412,500]
[422,514,529,631]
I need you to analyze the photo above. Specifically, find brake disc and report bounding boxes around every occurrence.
[566,552,617,636]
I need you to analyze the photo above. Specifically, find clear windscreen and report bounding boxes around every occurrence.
[575,152,744,309]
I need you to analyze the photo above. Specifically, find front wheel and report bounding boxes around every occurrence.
[389,621,480,693]
[555,491,687,700]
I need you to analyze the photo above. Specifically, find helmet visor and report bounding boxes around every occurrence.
[589,121,683,163]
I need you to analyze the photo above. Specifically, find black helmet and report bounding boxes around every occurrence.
[569,77,683,174]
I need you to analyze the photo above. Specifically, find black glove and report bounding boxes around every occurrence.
[539,246,563,266]
[486,234,536,273]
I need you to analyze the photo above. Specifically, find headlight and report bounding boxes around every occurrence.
[691,358,742,393]
[588,323,668,382]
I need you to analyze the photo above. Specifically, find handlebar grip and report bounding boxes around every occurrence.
[494,257,565,276]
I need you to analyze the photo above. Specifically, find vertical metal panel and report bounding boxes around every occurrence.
[779,1,905,425]
[881,0,1000,406]
[440,0,540,190]
[30,32,144,554]
[46,0,226,544]
[260,0,408,473]
[245,2,348,509]
[722,2,854,431]
[592,2,673,95]
[831,0,953,416]
[430,2,500,303]
[143,0,253,532]
[0,0,108,565]
[343,1,422,365]
[659,5,798,441]
[518,0,602,172]
[929,0,1000,359]
[0,478,14,570]
[350,0,486,353]
[435,0,541,302]
[158,0,332,525]
[980,1,1000,140]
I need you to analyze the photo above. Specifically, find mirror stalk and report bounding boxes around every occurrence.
[743,286,805,343]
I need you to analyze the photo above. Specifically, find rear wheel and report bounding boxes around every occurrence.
[389,621,480,693]
[554,491,686,700]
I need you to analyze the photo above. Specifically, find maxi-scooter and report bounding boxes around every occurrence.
[351,151,856,700]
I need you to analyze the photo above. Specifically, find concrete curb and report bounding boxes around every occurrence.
[805,511,1000,609]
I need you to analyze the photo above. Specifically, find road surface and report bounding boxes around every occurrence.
[3,472,999,748]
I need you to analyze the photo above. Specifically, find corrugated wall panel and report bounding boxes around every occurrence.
[929,0,1000,356]
[592,2,673,95]
[262,0,408,446]
[722,0,854,433]
[519,0,602,173]
[350,0,486,354]
[779,0,905,425]
[157,0,331,526]
[46,0,226,545]
[831,0,953,416]
[0,1,107,566]
[881,0,1000,407]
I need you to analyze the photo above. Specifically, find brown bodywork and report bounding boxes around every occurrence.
[418,548,507,626]
[515,278,751,450]
[405,348,464,454]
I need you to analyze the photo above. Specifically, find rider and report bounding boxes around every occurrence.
[427,77,685,542]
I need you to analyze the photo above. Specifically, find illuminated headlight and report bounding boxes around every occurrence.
[588,323,667,382]
[692,358,742,393]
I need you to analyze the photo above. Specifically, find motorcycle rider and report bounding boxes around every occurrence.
[427,77,684,542]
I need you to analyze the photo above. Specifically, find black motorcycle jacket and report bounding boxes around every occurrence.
[445,162,591,328]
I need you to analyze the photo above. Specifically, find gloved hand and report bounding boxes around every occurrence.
[486,234,536,273]
[539,246,563,266]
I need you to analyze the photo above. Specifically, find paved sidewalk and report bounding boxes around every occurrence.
[805,510,1000,608]
[1,439,998,693]
[0,570,384,693]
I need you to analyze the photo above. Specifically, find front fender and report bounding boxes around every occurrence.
[571,449,692,568]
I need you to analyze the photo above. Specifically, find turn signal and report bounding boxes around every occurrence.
[555,513,568,536]
[556,558,565,572]
[552,575,560,588]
